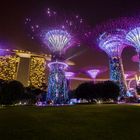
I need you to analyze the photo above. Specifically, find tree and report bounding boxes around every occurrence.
[24,86,44,104]
[68,89,76,99]
[75,80,120,103]
[0,80,25,105]
[102,81,120,101]
[75,82,94,103]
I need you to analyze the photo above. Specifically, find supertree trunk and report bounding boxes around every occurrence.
[66,79,71,91]
[109,56,127,97]
[138,51,140,72]
[47,62,69,104]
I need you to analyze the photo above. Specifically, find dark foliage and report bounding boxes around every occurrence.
[75,80,120,102]
[0,80,24,105]
[0,80,46,105]
[24,86,44,104]
[75,82,95,102]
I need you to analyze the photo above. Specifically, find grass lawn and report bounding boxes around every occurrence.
[0,104,140,140]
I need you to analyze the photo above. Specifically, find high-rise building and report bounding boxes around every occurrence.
[0,50,47,88]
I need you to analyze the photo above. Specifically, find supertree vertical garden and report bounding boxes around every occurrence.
[25,8,90,104]
[98,29,128,97]
[44,30,73,104]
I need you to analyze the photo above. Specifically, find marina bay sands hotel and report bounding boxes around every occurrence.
[0,49,75,88]
[0,49,48,88]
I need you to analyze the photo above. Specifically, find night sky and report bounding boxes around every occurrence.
[0,0,140,88]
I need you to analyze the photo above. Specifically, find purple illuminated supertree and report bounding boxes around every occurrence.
[98,29,128,96]
[85,66,107,82]
[87,69,100,79]
[25,8,89,104]
[44,29,74,104]
[126,27,140,71]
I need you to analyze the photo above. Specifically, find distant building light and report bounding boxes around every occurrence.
[16,53,31,58]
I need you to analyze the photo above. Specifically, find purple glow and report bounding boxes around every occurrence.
[25,8,90,50]
[92,16,140,42]
[132,54,139,62]
[124,74,129,79]
[0,49,11,56]
[0,49,6,55]
[98,29,127,57]
[126,27,140,52]
[43,29,73,54]
[87,69,100,79]
[124,71,136,79]
[48,61,68,69]
[65,72,75,79]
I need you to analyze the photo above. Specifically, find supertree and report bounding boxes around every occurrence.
[85,66,107,83]
[87,69,100,79]
[98,29,128,97]
[126,27,140,71]
[126,27,140,88]
[25,8,90,104]
[44,29,74,104]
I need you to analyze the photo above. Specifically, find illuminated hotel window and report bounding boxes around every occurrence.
[0,55,19,80]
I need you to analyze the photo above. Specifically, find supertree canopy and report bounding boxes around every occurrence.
[25,8,90,104]
[43,29,73,60]
[99,29,127,57]
[98,29,127,97]
[86,69,100,79]
[25,7,90,51]
[126,27,140,71]
[85,66,107,83]
[126,27,140,51]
